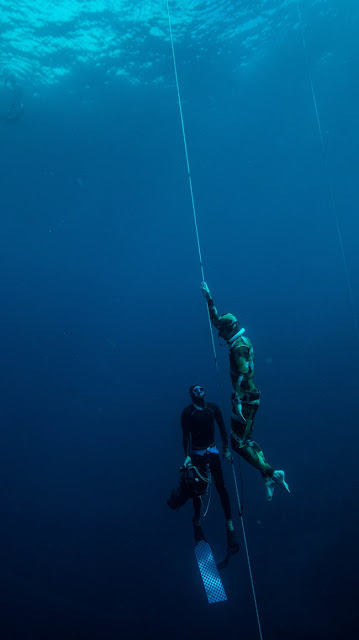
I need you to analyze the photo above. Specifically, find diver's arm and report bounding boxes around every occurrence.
[232,354,247,422]
[234,375,244,401]
[233,346,250,398]
[201,282,221,328]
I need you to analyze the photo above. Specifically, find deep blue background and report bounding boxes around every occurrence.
[0,2,358,639]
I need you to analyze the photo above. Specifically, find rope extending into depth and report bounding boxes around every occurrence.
[166,3,263,639]
[297,2,359,342]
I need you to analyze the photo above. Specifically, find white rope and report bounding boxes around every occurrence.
[166,3,263,638]
[297,1,359,342]
[231,459,263,640]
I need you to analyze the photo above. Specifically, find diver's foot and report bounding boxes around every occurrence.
[273,470,290,494]
[192,517,207,545]
[226,529,240,555]
[264,475,275,501]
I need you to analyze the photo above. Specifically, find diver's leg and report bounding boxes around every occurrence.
[209,454,239,553]
[234,438,274,477]
[192,496,207,544]
[231,435,278,501]
[209,454,232,521]
[231,404,272,474]
[242,404,289,493]
[191,454,206,526]
[241,402,258,440]
[232,402,290,499]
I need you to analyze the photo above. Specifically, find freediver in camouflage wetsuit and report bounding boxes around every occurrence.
[201,281,290,501]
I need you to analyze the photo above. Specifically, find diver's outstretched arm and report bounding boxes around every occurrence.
[201,282,221,327]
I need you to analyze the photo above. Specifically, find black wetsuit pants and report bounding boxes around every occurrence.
[191,452,231,522]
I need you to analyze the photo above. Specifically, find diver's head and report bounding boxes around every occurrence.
[217,313,240,342]
[190,384,205,407]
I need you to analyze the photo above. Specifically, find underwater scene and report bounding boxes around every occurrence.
[0,1,358,638]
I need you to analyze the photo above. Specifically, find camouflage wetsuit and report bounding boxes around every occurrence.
[207,297,274,479]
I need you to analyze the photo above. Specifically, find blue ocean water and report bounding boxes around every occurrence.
[0,1,358,638]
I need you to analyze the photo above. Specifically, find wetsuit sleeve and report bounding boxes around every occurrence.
[207,297,221,329]
[181,409,191,455]
[213,404,229,449]
[233,346,250,375]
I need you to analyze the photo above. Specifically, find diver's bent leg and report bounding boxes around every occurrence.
[232,438,277,501]
[231,436,274,477]
[231,402,257,442]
